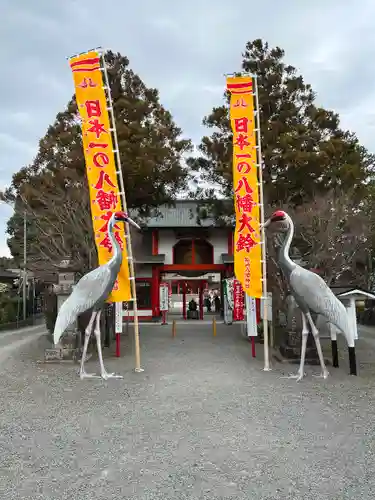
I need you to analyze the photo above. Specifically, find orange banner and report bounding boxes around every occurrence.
[69,50,131,302]
[226,76,262,298]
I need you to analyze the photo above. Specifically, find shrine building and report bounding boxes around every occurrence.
[127,200,235,321]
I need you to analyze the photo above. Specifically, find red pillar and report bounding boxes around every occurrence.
[251,337,256,358]
[199,282,204,320]
[152,267,160,318]
[151,231,160,320]
[256,298,261,324]
[192,239,196,264]
[227,230,233,255]
[116,333,121,357]
[182,282,187,320]
[152,230,159,255]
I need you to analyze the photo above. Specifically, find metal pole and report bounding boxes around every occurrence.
[254,75,271,371]
[23,210,27,321]
[99,49,143,373]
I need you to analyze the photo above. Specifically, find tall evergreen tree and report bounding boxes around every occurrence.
[3,51,192,272]
[189,39,375,216]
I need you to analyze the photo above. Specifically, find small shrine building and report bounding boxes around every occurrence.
[127,200,235,321]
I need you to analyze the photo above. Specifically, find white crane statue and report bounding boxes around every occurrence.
[53,211,141,380]
[263,210,357,381]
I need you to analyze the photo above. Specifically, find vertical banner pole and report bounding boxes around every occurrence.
[254,76,270,372]
[99,50,143,373]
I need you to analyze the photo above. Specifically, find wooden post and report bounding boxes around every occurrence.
[100,50,143,373]
[213,317,217,337]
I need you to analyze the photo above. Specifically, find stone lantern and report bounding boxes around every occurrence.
[44,257,82,362]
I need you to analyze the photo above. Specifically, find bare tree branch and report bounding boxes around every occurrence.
[281,190,371,287]
[16,177,97,276]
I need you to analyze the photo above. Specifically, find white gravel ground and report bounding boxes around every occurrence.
[1,323,375,499]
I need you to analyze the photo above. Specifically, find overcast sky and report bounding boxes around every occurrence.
[1,0,375,258]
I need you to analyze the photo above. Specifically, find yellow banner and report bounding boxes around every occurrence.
[226,76,262,298]
[69,50,131,302]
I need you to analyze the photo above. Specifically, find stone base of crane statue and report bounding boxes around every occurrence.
[44,260,84,363]
[278,295,322,366]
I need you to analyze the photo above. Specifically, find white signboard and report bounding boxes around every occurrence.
[246,295,258,337]
[260,292,272,321]
[115,301,123,333]
[159,284,169,312]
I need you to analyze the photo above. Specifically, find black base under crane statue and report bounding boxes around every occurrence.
[53,211,141,380]
[263,210,357,381]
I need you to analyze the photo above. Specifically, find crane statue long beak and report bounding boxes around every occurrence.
[262,219,271,229]
[125,217,141,231]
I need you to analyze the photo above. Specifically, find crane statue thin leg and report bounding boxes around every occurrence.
[306,311,329,379]
[79,310,100,379]
[281,311,309,381]
[94,310,123,380]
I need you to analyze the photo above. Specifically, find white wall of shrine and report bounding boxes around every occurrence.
[158,230,175,264]
[157,229,229,264]
[206,229,229,264]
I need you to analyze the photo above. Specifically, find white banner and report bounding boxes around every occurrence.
[115,301,123,333]
[260,292,272,321]
[159,284,169,312]
[246,295,258,337]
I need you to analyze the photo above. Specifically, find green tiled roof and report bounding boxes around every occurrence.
[130,201,217,228]
[221,253,234,264]
[135,255,166,264]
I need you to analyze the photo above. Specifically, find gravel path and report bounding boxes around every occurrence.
[1,323,375,499]
[0,324,46,363]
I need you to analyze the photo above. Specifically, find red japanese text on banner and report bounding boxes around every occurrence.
[69,50,131,302]
[233,279,245,321]
[226,76,262,298]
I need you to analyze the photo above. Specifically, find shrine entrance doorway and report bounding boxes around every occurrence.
[160,270,225,321]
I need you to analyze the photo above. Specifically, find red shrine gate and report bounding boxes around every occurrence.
[163,277,218,320]
[124,200,263,322]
